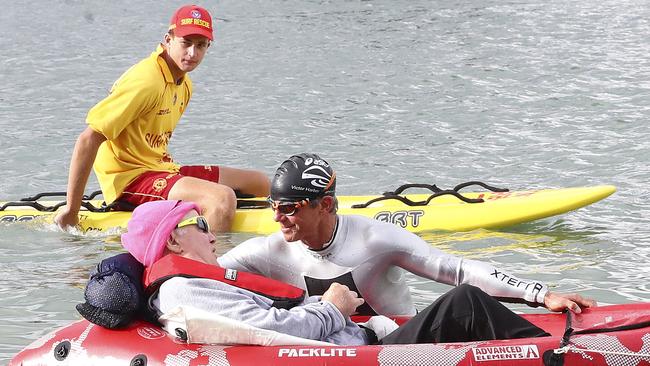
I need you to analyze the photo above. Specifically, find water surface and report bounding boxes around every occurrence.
[1,0,649,363]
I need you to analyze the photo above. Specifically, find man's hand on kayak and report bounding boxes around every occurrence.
[54,206,80,229]
[544,291,597,313]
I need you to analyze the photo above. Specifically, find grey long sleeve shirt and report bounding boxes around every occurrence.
[153,276,368,345]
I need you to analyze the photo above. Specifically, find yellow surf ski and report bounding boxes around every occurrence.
[0,184,615,234]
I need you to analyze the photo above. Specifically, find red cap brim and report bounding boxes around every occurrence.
[174,26,213,41]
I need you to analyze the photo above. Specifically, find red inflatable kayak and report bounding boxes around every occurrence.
[11,303,650,366]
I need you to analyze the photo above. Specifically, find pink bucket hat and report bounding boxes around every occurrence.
[121,200,200,267]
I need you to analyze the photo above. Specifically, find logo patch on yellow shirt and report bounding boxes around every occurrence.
[145,132,173,149]
[152,178,168,192]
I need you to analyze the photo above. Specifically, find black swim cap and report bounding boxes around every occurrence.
[270,153,336,202]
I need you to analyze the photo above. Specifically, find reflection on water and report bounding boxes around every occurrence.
[420,228,557,255]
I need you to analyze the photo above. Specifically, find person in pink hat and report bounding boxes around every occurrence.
[121,200,218,267]
[56,4,269,234]
[117,200,555,345]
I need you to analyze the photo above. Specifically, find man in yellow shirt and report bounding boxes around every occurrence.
[55,5,269,233]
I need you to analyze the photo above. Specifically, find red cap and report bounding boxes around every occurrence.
[168,5,213,40]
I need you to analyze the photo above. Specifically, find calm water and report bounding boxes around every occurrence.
[2,0,650,363]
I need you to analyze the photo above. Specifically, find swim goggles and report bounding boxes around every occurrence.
[267,198,315,217]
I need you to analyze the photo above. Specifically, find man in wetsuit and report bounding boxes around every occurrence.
[218,153,596,317]
[55,5,269,233]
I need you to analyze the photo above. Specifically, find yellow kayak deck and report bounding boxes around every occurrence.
[0,185,615,234]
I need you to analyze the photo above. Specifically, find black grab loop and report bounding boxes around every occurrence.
[352,180,506,209]
[0,199,119,213]
[352,190,484,209]
[453,181,509,193]
[20,190,103,202]
[383,181,509,196]
[1,200,67,213]
[84,190,104,200]
[0,190,116,213]
[383,183,443,196]
[80,200,120,213]
[53,341,71,361]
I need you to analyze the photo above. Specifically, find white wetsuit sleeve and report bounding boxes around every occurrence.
[381,224,548,304]
[218,237,267,272]
[455,258,548,304]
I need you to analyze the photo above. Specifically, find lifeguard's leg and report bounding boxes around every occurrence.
[168,176,236,233]
[218,166,270,197]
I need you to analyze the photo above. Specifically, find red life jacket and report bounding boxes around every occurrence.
[144,254,305,309]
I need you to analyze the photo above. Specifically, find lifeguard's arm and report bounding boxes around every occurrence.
[54,127,106,229]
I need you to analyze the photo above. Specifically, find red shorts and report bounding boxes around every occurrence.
[118,165,220,207]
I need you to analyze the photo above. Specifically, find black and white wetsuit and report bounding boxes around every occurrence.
[218,215,548,316]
